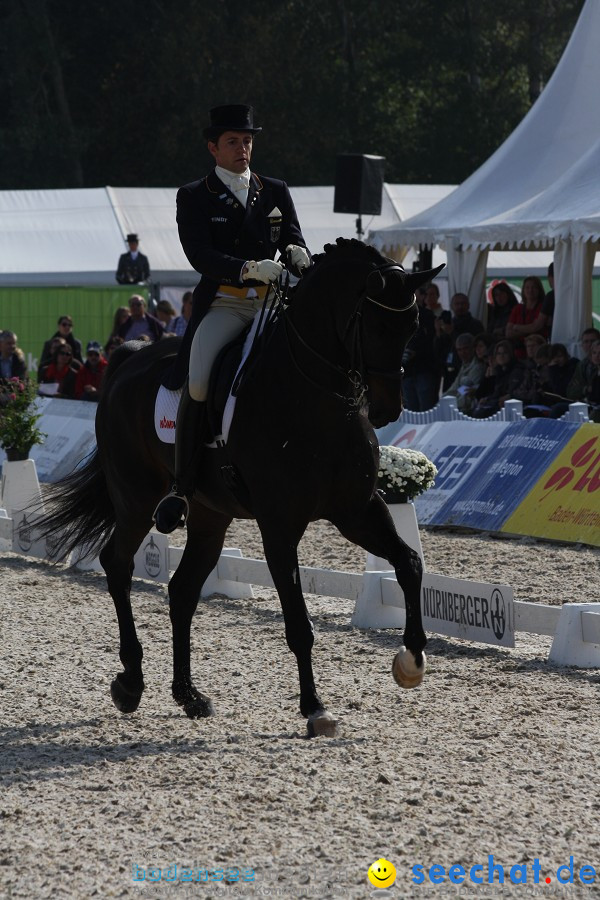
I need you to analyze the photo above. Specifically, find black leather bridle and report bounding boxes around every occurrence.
[282,262,416,412]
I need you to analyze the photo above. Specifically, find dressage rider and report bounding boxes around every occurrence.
[153,103,311,533]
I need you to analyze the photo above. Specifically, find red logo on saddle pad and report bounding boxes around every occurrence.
[160,416,176,430]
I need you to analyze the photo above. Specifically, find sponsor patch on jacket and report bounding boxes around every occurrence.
[268,206,282,243]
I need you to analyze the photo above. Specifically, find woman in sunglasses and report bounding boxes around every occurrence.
[38,338,80,398]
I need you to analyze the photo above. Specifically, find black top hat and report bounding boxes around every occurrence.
[126,233,139,243]
[203,104,262,140]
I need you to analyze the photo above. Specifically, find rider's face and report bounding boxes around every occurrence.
[208,132,253,173]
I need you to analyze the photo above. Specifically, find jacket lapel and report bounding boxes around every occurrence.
[205,169,245,225]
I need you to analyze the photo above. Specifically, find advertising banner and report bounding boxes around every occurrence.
[435,419,577,531]
[422,572,515,647]
[411,421,510,524]
[29,399,97,483]
[502,424,600,547]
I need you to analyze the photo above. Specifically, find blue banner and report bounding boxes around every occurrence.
[434,419,578,531]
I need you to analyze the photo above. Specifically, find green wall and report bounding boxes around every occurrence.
[0,285,149,374]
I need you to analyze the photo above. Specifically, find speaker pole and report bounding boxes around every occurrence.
[356,214,364,240]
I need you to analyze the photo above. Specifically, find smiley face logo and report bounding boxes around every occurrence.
[367,858,396,888]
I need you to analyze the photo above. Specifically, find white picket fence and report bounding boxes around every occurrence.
[1,458,599,669]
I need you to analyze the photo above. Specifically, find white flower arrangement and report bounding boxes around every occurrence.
[377,445,437,503]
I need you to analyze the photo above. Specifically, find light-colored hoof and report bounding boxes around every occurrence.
[392,646,426,688]
[307,711,339,738]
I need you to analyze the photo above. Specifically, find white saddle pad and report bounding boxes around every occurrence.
[154,386,182,444]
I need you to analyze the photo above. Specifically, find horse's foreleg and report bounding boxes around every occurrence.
[100,529,146,713]
[333,494,427,684]
[259,524,337,737]
[168,504,230,719]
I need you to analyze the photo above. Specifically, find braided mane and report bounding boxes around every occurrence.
[310,237,387,269]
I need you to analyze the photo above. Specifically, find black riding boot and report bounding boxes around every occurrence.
[153,389,206,534]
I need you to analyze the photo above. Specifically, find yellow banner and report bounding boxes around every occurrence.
[502,424,600,546]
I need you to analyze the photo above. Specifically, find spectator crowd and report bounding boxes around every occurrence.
[0,275,599,423]
[0,291,192,404]
[402,265,600,424]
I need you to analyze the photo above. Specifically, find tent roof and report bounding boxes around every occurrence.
[368,0,600,254]
[0,183,556,287]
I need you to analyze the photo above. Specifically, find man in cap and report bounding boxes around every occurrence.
[75,340,108,401]
[154,103,310,533]
[116,233,151,284]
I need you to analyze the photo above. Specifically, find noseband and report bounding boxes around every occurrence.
[283,262,416,412]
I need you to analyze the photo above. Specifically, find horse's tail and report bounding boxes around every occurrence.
[39,448,116,563]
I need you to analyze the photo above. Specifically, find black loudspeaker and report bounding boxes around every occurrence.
[333,154,385,215]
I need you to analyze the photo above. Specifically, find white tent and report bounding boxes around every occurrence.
[0,183,555,293]
[368,0,600,350]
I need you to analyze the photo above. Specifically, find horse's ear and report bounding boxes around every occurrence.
[366,269,386,297]
[405,263,446,293]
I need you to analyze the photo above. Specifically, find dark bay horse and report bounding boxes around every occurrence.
[43,239,443,736]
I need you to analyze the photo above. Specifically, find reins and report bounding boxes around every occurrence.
[281,262,415,411]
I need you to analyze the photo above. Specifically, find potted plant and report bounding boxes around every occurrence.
[377,445,437,504]
[0,377,46,461]
[365,446,437,573]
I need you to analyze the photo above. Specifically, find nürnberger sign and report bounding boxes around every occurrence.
[421,573,515,647]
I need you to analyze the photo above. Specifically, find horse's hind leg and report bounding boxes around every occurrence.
[332,493,427,686]
[100,517,152,713]
[168,502,231,719]
[258,521,337,737]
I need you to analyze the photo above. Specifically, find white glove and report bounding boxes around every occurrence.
[286,244,310,272]
[242,259,283,284]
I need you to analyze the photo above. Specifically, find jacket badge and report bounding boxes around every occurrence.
[268,206,282,243]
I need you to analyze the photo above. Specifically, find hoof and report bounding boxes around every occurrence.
[307,711,339,738]
[392,646,427,689]
[182,696,213,719]
[173,681,213,719]
[110,674,144,713]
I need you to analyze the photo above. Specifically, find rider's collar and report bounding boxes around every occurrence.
[215,166,251,192]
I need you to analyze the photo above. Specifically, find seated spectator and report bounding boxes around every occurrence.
[486,281,518,341]
[434,310,456,392]
[470,339,518,418]
[523,343,577,418]
[40,315,83,371]
[0,331,27,380]
[169,291,193,337]
[546,327,600,418]
[509,335,549,405]
[117,295,164,343]
[402,292,439,411]
[423,282,444,318]
[38,341,80,398]
[443,333,486,414]
[566,327,600,400]
[155,299,177,333]
[506,276,549,357]
[450,292,485,340]
[543,343,578,400]
[106,306,130,346]
[474,333,495,369]
[75,341,108,402]
[105,336,125,358]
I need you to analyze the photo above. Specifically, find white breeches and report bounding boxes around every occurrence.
[188,296,264,401]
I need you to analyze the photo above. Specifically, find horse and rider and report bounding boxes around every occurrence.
[154,104,311,534]
[39,102,444,735]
